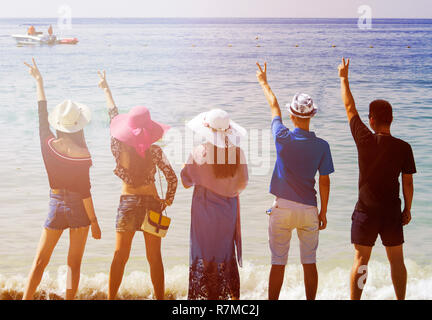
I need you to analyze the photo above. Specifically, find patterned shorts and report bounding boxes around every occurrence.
[116,194,162,232]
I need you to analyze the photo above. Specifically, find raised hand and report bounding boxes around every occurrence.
[256,62,267,85]
[338,57,350,79]
[97,70,109,91]
[256,61,281,118]
[24,58,43,82]
[99,70,116,109]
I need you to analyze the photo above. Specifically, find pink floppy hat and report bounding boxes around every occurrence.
[110,106,170,158]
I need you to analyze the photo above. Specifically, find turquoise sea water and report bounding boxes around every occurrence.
[0,18,431,299]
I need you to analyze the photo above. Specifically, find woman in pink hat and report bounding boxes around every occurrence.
[98,71,178,300]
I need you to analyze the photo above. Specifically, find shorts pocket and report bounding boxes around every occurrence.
[116,204,139,231]
[352,210,370,223]
[47,201,60,219]
[118,205,136,216]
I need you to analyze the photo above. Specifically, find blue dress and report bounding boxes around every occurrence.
[181,144,248,300]
[188,185,241,300]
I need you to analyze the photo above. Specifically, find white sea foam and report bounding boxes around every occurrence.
[1,260,431,300]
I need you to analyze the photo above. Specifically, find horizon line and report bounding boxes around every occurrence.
[1,16,432,20]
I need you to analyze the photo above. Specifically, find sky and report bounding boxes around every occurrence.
[0,0,431,18]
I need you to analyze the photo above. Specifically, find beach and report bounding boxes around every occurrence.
[0,18,431,299]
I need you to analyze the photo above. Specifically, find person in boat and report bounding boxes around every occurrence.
[44,25,56,44]
[181,109,248,300]
[22,58,101,300]
[27,25,36,36]
[97,70,178,300]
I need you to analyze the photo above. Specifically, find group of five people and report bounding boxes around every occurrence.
[21,57,415,300]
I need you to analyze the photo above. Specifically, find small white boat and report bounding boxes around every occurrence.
[12,34,43,45]
[11,34,58,46]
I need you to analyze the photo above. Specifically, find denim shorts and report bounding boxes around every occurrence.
[44,190,91,230]
[116,195,162,232]
[351,210,404,247]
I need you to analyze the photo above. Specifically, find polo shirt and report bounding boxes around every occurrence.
[270,116,334,207]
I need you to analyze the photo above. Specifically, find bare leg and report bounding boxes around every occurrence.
[23,228,63,300]
[302,263,318,300]
[108,231,135,300]
[385,245,407,300]
[350,244,372,300]
[66,226,89,300]
[268,265,285,300]
[143,231,165,300]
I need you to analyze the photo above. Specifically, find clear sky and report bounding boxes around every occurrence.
[1,0,431,18]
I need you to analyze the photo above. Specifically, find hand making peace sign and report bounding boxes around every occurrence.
[338,57,350,79]
[97,70,109,91]
[24,58,43,82]
[256,61,267,85]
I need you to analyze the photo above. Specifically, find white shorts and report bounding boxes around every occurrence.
[268,198,319,265]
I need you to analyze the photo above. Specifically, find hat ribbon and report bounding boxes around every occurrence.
[203,121,232,133]
[59,108,82,126]
[290,105,315,117]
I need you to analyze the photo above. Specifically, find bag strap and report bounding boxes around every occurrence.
[156,166,168,217]
[150,146,169,217]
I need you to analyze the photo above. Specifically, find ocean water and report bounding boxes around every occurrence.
[0,18,431,300]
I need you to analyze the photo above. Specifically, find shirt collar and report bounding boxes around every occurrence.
[293,127,316,138]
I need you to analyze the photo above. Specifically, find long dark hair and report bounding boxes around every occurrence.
[212,144,241,179]
[121,142,155,181]
[56,130,89,150]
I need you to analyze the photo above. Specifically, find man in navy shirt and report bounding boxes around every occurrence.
[338,58,416,300]
[256,62,334,300]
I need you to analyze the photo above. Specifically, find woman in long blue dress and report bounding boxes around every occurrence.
[181,109,248,300]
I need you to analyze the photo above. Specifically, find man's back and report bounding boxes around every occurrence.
[350,115,416,214]
[270,116,334,207]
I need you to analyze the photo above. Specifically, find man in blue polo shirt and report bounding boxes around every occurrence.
[256,62,334,300]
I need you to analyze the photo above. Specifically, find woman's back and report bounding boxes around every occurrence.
[181,142,248,198]
[38,100,92,199]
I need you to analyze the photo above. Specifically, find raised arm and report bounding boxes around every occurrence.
[338,58,358,122]
[256,62,282,119]
[98,70,117,118]
[318,175,330,230]
[24,58,53,141]
[25,58,46,101]
[401,173,414,226]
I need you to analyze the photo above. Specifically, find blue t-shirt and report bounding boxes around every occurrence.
[270,116,334,207]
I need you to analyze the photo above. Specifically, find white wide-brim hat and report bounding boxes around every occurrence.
[187,109,247,148]
[286,93,318,119]
[48,99,91,133]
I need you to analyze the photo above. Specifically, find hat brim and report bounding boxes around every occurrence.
[187,112,247,148]
[110,114,170,149]
[48,102,91,133]
[287,104,318,119]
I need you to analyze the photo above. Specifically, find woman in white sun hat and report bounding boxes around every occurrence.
[22,58,101,300]
[181,109,249,300]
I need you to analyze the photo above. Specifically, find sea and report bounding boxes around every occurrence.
[0,18,431,300]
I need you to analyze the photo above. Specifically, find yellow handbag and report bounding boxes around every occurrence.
[141,167,171,238]
[142,209,171,238]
